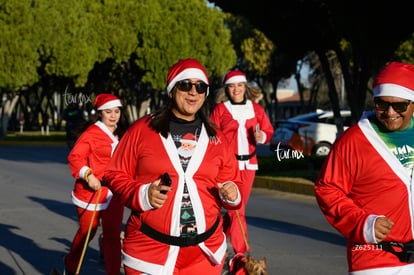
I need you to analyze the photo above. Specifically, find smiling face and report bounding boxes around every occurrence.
[170,78,206,121]
[100,107,121,131]
[375,96,414,131]
[227,82,246,103]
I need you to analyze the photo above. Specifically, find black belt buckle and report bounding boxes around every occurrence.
[236,154,248,161]
[183,235,198,247]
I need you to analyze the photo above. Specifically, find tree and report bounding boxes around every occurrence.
[134,0,236,90]
[211,0,414,130]
[0,0,237,135]
[0,0,40,89]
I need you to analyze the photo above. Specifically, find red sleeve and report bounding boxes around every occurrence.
[104,120,146,212]
[210,103,224,129]
[314,134,369,243]
[68,129,92,179]
[215,130,243,210]
[253,103,274,144]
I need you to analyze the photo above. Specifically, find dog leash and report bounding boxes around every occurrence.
[235,209,250,251]
[75,188,102,275]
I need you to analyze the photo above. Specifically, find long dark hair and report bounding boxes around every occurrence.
[74,107,130,140]
[148,89,216,138]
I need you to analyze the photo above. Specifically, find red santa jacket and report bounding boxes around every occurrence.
[210,100,274,170]
[68,121,118,210]
[315,114,414,273]
[104,116,242,274]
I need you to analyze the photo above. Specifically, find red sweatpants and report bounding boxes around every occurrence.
[223,169,256,254]
[65,196,124,275]
[124,245,224,275]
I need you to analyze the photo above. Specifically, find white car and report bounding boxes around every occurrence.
[270,110,352,156]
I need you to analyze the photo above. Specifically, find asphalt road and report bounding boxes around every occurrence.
[0,145,347,275]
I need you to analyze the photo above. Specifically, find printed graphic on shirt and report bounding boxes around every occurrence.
[389,145,414,176]
[173,131,199,236]
[371,117,414,177]
[180,184,197,236]
[176,132,198,170]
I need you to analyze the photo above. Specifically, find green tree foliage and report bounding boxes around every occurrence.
[27,1,89,86]
[211,0,414,126]
[394,33,414,65]
[0,0,235,90]
[0,0,237,134]
[135,0,236,89]
[241,29,274,76]
[91,0,142,63]
[0,0,40,89]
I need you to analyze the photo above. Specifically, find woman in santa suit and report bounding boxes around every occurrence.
[64,94,129,275]
[104,58,242,275]
[210,71,274,257]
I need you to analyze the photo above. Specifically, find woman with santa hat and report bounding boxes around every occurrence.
[64,93,129,275]
[210,71,274,258]
[104,58,242,274]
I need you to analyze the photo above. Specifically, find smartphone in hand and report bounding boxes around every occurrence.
[160,172,171,194]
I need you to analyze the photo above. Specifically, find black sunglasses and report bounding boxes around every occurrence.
[374,99,412,113]
[175,80,208,94]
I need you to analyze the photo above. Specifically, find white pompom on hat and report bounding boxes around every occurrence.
[166,58,209,95]
[94,94,122,110]
[223,70,247,85]
[373,62,414,101]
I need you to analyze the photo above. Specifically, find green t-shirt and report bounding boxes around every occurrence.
[370,116,414,177]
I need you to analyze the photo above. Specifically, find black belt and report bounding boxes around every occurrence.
[139,217,220,247]
[381,240,414,263]
[235,150,256,161]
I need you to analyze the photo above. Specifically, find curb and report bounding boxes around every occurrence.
[0,140,66,146]
[254,175,315,196]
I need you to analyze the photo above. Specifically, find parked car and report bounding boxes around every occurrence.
[270,110,353,156]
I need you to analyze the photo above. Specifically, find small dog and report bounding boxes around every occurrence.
[223,252,268,275]
[244,255,267,275]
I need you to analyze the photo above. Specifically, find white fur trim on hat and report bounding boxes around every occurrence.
[373,83,414,101]
[97,99,122,110]
[166,68,209,95]
[224,75,247,85]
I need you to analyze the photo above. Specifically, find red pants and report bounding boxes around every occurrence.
[124,245,224,275]
[223,169,255,254]
[65,196,124,275]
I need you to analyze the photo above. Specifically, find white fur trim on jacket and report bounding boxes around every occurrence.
[95,120,119,156]
[79,166,91,180]
[71,190,113,211]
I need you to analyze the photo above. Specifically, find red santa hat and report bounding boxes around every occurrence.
[180,133,198,145]
[373,62,414,101]
[223,70,247,85]
[166,58,209,95]
[94,94,122,110]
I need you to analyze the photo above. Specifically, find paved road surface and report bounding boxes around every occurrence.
[0,145,347,274]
